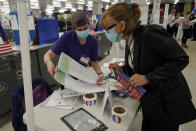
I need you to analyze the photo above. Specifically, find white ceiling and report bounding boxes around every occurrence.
[0,0,195,13]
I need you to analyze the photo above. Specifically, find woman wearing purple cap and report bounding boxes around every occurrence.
[44,11,104,84]
[100,2,196,131]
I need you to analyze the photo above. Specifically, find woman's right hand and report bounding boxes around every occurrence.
[109,63,121,72]
[46,60,57,78]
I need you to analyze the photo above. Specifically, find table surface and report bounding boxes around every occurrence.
[23,93,140,131]
[23,55,140,131]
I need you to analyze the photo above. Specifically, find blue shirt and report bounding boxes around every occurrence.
[51,30,98,66]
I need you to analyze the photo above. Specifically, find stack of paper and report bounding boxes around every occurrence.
[53,88,83,99]
[42,90,80,110]
[64,74,116,94]
[54,53,117,95]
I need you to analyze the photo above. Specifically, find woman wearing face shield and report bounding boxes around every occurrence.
[100,2,196,131]
[44,11,104,84]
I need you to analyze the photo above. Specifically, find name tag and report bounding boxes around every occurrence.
[80,57,89,66]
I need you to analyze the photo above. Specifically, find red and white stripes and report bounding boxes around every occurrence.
[0,42,13,55]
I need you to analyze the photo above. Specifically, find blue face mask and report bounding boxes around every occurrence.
[76,29,90,39]
[105,28,123,43]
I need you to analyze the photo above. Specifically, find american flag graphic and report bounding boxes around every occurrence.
[112,114,121,123]
[93,100,96,105]
[0,42,13,55]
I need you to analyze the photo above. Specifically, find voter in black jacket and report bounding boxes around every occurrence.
[100,2,196,131]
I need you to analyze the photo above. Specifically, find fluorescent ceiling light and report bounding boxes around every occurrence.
[102,0,110,2]
[88,1,93,5]
[112,0,118,4]
[66,2,72,6]
[3,5,9,8]
[59,0,67,1]
[77,7,83,10]
[146,0,150,5]
[46,5,54,10]
[72,8,76,12]
[53,1,61,7]
[105,4,109,9]
[31,7,40,9]
[174,0,179,4]
[77,5,83,10]
[59,8,67,13]
[30,0,38,2]
[54,4,61,7]
[87,7,92,10]
[65,2,72,8]
[3,2,8,5]
[87,4,93,7]
[77,1,85,4]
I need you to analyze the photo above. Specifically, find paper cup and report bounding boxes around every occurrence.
[83,93,97,107]
[112,105,127,124]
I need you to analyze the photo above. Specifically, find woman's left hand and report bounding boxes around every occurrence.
[96,74,104,84]
[129,74,149,87]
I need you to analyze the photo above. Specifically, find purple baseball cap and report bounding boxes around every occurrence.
[71,11,89,28]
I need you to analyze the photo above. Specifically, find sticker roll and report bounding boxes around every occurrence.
[83,93,97,107]
[112,105,127,124]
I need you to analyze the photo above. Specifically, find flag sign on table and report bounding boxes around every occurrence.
[116,72,146,100]
[0,42,13,55]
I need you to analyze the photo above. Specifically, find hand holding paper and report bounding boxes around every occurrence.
[113,72,147,100]
[96,74,104,84]
[58,53,98,84]
[129,74,149,87]
[109,63,121,72]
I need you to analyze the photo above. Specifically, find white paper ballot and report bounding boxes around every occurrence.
[58,53,98,84]
[54,68,65,86]
[64,74,116,94]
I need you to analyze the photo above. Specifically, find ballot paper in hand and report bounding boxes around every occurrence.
[54,68,65,86]
[64,74,116,94]
[58,53,98,84]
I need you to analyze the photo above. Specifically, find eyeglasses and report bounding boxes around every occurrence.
[106,24,117,31]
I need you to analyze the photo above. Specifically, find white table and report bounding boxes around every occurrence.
[23,93,140,131]
[23,56,140,131]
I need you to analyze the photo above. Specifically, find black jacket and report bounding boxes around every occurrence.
[123,25,196,126]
